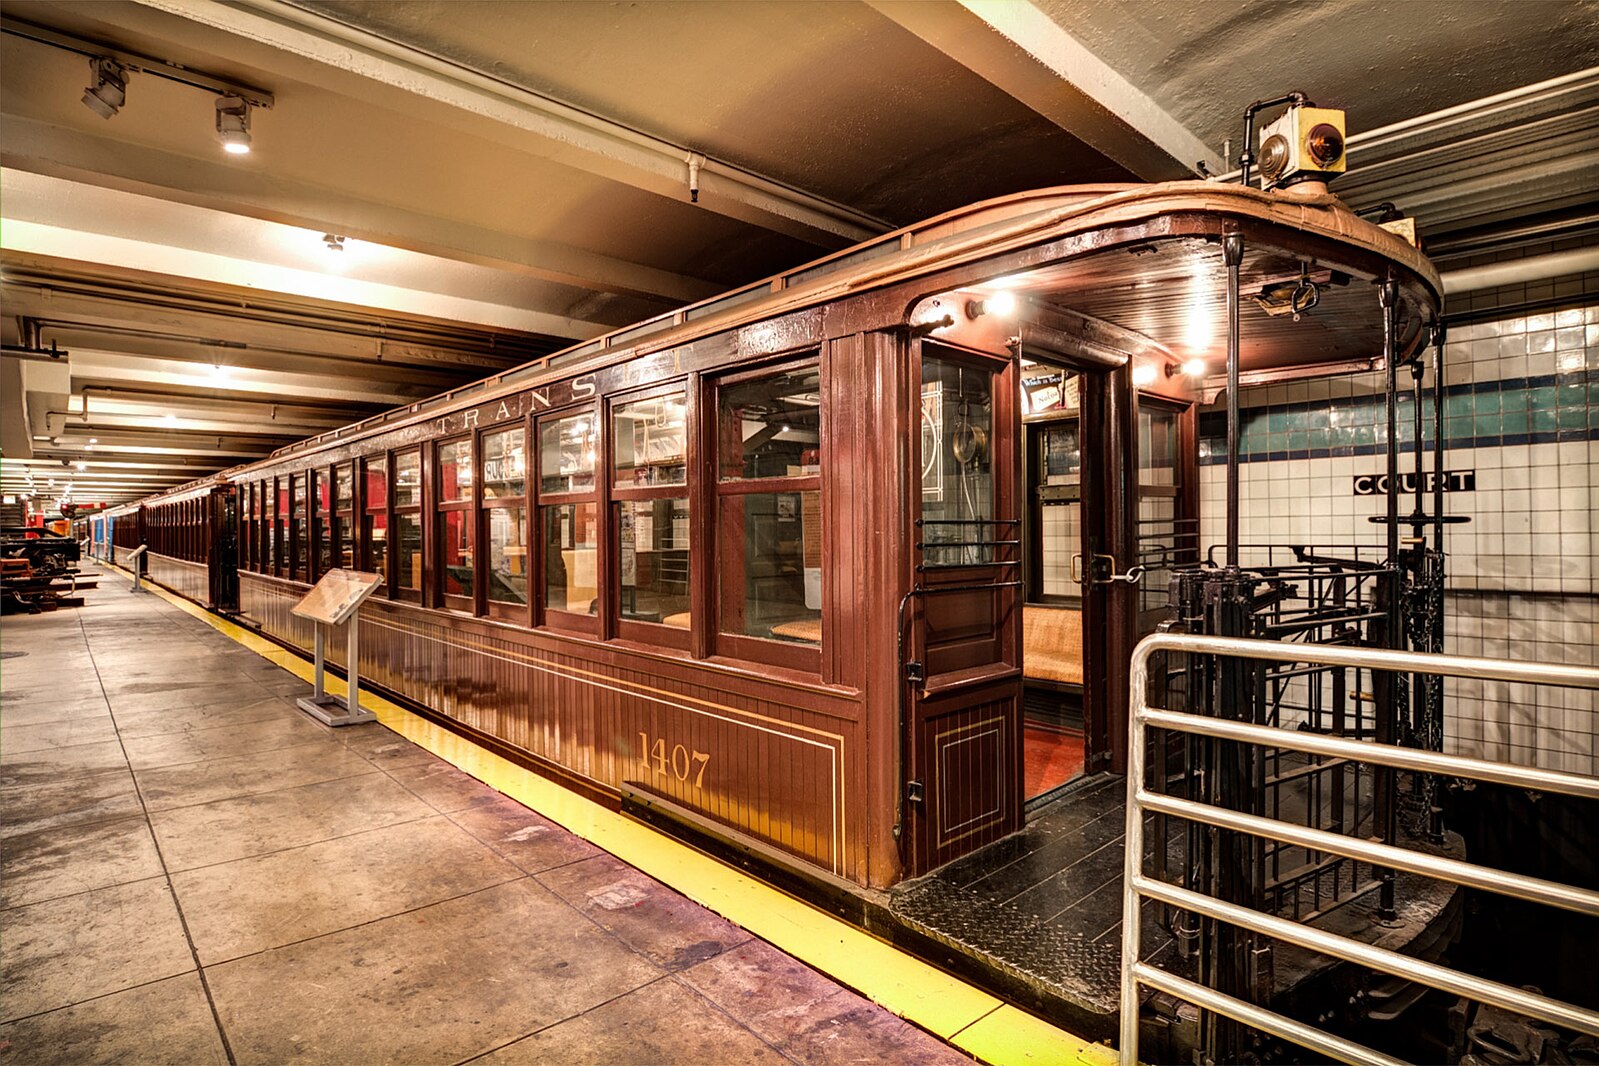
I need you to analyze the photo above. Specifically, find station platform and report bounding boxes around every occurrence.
[0,570,1111,1065]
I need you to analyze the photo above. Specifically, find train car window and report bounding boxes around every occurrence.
[537,409,599,632]
[275,477,289,575]
[612,388,690,645]
[483,427,527,499]
[254,482,265,573]
[919,352,995,567]
[542,503,597,616]
[438,439,473,503]
[482,427,528,613]
[436,437,474,609]
[714,361,822,670]
[261,480,272,574]
[394,451,422,509]
[241,484,252,572]
[334,463,354,569]
[291,473,309,580]
[1136,405,1189,634]
[313,469,332,577]
[717,366,821,480]
[393,449,422,599]
[539,413,597,493]
[362,456,389,589]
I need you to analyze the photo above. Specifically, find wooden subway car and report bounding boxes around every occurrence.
[121,183,1439,890]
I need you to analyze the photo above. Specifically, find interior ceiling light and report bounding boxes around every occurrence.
[76,461,87,471]
[163,413,179,426]
[81,56,127,119]
[1168,357,1209,378]
[215,95,252,154]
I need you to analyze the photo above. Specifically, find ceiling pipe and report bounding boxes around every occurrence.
[1440,246,1599,295]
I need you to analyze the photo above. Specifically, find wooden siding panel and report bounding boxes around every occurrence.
[238,572,860,879]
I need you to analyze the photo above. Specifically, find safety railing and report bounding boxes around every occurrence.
[1121,632,1599,1066]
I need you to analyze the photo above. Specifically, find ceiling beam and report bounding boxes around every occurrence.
[62,347,446,404]
[0,214,605,343]
[866,0,1220,180]
[0,284,527,374]
[133,0,890,246]
[0,157,707,313]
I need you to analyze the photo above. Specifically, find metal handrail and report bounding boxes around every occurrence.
[1120,632,1599,1066]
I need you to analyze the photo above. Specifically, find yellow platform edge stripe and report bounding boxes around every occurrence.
[111,566,1117,1066]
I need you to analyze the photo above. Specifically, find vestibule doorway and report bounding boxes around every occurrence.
[1019,361,1090,802]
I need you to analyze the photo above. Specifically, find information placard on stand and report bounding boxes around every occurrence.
[290,569,383,726]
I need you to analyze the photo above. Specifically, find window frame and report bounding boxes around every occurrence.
[333,461,355,571]
[289,471,309,582]
[391,447,423,604]
[311,466,332,581]
[361,454,391,597]
[434,434,475,613]
[708,355,824,674]
[535,404,601,637]
[479,420,532,624]
[274,476,289,576]
[610,380,693,651]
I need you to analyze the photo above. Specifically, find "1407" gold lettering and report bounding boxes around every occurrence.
[638,732,710,788]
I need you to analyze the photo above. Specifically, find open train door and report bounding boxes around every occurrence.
[899,328,1166,874]
[898,338,1048,876]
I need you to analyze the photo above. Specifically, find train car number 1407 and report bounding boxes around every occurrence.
[638,733,710,788]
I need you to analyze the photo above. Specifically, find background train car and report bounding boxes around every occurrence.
[138,479,239,611]
[105,502,143,571]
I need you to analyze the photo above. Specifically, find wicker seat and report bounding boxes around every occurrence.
[1023,605,1083,687]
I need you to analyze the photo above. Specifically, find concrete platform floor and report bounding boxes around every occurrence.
[0,580,975,1065]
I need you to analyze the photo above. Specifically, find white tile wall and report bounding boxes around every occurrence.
[1040,503,1081,597]
[1198,301,1598,774]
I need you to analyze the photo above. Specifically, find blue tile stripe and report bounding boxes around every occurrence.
[1199,370,1599,465]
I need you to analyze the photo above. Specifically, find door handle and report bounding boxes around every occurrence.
[1073,553,1145,586]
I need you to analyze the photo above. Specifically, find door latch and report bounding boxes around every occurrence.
[1071,553,1146,586]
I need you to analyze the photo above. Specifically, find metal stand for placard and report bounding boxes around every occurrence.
[125,545,148,593]
[291,569,383,727]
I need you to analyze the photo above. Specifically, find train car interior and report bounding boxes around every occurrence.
[1019,361,1089,799]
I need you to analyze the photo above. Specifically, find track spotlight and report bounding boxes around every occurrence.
[82,56,127,119]
[215,95,252,154]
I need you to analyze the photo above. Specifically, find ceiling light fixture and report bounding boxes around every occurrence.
[1167,357,1209,379]
[76,461,88,471]
[215,95,252,154]
[965,291,1018,319]
[163,413,180,426]
[81,56,127,119]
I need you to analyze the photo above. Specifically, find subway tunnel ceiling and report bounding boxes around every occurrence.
[2,0,1596,505]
